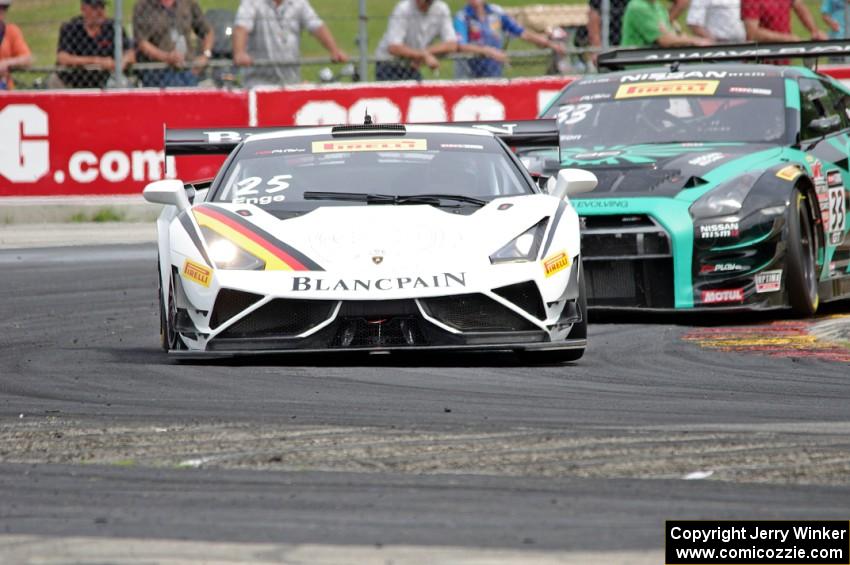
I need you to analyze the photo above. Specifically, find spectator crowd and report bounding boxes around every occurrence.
[0,0,847,89]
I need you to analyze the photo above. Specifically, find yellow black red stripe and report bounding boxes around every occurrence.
[194,205,323,271]
[178,211,211,266]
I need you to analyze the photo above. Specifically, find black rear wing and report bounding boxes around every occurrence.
[598,39,850,70]
[164,120,559,156]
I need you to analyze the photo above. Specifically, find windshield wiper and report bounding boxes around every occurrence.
[303,191,487,207]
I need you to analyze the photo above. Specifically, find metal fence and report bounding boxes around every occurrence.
[3,0,846,91]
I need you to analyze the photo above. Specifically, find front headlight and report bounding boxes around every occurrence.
[201,227,265,271]
[689,173,759,218]
[490,219,548,264]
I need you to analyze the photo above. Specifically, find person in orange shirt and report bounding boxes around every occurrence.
[0,0,33,89]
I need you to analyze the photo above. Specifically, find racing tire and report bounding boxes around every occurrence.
[518,261,587,364]
[158,261,168,351]
[786,188,820,316]
[160,265,186,351]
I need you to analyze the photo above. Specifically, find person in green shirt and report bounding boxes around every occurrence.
[620,0,713,47]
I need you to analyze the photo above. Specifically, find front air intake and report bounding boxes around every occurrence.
[218,299,336,338]
[421,294,538,332]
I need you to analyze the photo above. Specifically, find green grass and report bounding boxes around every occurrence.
[10,0,829,82]
[69,207,127,223]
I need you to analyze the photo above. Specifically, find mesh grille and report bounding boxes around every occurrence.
[421,294,537,332]
[585,259,674,308]
[209,289,263,330]
[219,299,336,338]
[581,215,671,258]
[493,281,545,320]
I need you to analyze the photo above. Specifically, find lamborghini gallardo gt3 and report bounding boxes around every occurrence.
[143,121,596,361]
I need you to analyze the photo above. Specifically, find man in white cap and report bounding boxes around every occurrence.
[0,0,32,90]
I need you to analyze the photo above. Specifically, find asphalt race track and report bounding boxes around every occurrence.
[1,243,849,562]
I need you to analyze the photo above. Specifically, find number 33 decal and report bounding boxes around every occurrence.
[828,186,846,234]
[557,104,592,126]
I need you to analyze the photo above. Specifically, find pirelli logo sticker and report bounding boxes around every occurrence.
[776,165,802,181]
[312,138,427,154]
[543,251,571,277]
[183,259,212,287]
[615,80,719,99]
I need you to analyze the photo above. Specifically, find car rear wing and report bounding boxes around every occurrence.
[598,39,850,70]
[163,119,559,156]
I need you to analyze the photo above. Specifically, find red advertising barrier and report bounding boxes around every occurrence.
[254,77,572,126]
[0,90,248,197]
[3,71,850,197]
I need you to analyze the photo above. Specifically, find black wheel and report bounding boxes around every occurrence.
[519,260,587,364]
[786,188,820,316]
[159,264,185,351]
[158,261,168,351]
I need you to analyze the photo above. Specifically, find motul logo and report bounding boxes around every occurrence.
[701,289,744,304]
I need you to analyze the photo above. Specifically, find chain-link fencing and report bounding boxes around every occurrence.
[3,0,843,91]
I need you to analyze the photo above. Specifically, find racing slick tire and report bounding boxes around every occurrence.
[159,262,186,351]
[518,261,587,364]
[786,188,820,316]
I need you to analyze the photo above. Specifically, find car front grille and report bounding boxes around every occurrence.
[581,215,671,260]
[580,215,674,308]
[585,259,674,308]
[420,293,538,332]
[217,298,337,338]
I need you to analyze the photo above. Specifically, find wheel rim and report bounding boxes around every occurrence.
[798,197,817,300]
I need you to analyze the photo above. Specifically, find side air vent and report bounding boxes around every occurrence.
[421,294,538,332]
[493,281,545,320]
[209,289,263,329]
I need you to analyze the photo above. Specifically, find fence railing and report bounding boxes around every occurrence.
[6,0,846,91]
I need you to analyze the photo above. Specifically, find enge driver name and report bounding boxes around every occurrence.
[670,525,848,544]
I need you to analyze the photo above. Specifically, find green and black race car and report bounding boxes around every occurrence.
[521,42,850,314]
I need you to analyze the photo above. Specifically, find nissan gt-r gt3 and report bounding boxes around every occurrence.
[143,122,596,361]
[520,42,850,314]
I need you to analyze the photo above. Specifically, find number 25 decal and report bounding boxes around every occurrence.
[234,175,293,198]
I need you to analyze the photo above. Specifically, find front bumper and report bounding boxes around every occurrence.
[170,265,584,354]
[575,198,787,311]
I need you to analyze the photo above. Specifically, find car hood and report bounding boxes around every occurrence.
[557,142,779,198]
[192,195,563,272]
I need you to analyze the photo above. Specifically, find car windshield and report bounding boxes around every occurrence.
[212,132,532,211]
[542,74,787,145]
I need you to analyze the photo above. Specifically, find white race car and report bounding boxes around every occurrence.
[144,120,596,362]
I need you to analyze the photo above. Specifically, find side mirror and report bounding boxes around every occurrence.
[550,168,598,200]
[143,179,190,211]
[808,115,841,136]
